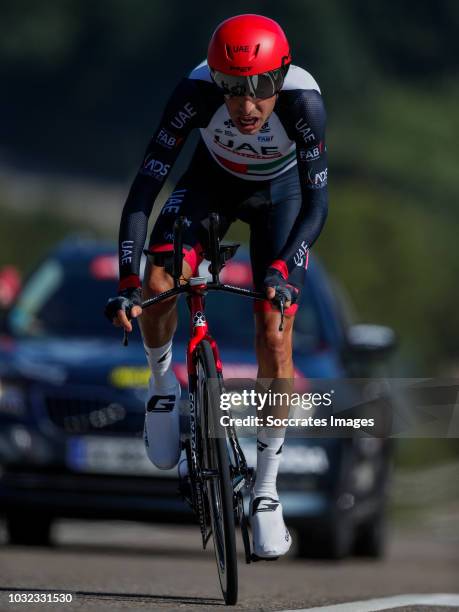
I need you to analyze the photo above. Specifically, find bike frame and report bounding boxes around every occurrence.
[186,281,222,376]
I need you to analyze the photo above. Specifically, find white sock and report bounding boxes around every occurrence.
[253,428,286,499]
[144,340,176,393]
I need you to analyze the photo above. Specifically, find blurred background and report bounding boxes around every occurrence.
[0,0,458,595]
[1,0,458,373]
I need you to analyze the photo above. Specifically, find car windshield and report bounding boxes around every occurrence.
[7,253,324,351]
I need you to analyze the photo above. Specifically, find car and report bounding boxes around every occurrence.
[0,237,396,557]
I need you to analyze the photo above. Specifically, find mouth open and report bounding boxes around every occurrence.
[239,116,258,126]
[237,116,261,133]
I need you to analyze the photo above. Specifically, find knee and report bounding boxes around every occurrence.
[142,268,175,317]
[256,327,291,365]
[144,272,173,298]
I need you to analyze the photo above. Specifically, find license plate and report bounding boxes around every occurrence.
[67,436,179,477]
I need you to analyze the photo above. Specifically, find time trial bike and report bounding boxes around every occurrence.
[123,212,285,605]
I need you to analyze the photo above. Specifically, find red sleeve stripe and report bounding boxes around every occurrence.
[118,275,141,291]
[253,299,298,316]
[149,243,174,252]
[270,259,289,280]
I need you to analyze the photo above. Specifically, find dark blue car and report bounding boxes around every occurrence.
[0,238,395,558]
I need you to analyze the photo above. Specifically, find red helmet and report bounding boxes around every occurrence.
[208,14,291,98]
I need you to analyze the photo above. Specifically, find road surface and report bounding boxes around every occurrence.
[0,520,457,611]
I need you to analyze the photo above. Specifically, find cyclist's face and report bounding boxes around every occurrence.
[224,95,277,135]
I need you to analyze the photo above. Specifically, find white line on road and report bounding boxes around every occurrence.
[281,593,459,612]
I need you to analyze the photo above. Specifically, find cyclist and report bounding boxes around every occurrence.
[105,14,328,559]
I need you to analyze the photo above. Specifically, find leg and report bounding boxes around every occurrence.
[139,258,193,348]
[142,183,209,470]
[243,168,304,557]
[141,159,234,469]
[254,309,295,421]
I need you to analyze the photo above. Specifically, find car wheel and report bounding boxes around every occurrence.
[297,515,354,560]
[6,511,54,546]
[353,511,386,558]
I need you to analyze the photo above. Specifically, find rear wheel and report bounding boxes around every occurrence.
[197,340,237,605]
[297,514,353,560]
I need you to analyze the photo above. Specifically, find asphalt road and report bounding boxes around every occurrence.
[0,521,458,612]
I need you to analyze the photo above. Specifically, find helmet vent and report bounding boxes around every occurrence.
[225,44,234,60]
[249,44,260,61]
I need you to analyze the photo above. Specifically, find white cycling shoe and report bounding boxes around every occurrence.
[250,495,292,559]
[143,377,181,470]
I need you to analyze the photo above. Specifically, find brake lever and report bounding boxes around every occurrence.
[121,305,132,347]
[278,298,285,332]
[271,294,285,331]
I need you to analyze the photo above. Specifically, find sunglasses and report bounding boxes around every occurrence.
[211,66,288,99]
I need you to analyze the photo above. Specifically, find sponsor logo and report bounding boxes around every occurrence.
[232,45,250,53]
[299,142,324,162]
[193,311,206,327]
[307,167,328,188]
[215,119,237,136]
[170,102,196,130]
[147,395,176,412]
[259,122,270,133]
[157,348,171,364]
[121,240,133,265]
[141,156,170,180]
[257,135,273,142]
[293,240,309,268]
[214,135,280,158]
[189,391,197,465]
[163,231,174,241]
[156,127,181,150]
[257,439,268,452]
[295,118,315,143]
[252,497,280,513]
[161,189,186,215]
[215,128,237,137]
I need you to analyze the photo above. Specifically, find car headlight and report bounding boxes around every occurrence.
[0,382,27,417]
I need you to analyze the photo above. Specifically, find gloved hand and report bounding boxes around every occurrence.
[104,287,142,332]
[263,268,298,310]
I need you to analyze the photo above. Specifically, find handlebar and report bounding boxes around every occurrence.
[121,283,285,345]
[121,212,286,345]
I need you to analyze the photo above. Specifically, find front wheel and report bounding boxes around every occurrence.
[197,340,238,605]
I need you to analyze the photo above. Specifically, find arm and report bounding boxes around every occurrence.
[118,78,202,291]
[270,89,328,280]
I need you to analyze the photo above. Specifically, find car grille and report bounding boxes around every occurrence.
[45,393,144,435]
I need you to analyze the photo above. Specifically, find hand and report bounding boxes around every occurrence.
[104,287,143,333]
[263,268,293,310]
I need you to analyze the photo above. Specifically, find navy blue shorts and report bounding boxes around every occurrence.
[149,142,306,314]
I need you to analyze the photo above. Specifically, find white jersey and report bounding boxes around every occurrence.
[189,61,321,181]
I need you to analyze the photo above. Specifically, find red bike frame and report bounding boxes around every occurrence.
[187,283,223,376]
